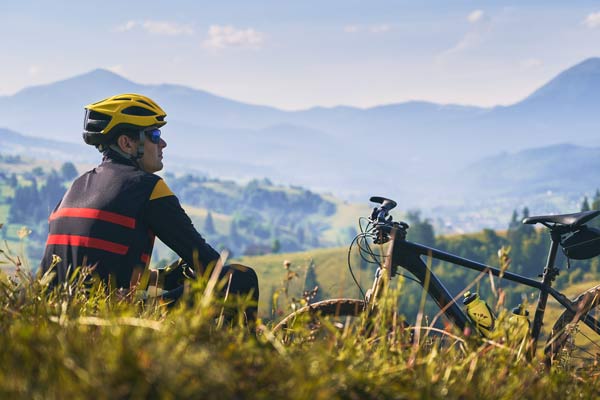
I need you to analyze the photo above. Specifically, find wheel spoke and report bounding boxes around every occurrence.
[546,291,600,372]
[577,329,600,351]
[273,298,366,343]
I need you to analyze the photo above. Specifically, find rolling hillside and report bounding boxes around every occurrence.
[2,58,600,205]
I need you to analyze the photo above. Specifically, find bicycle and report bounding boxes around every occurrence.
[274,196,600,371]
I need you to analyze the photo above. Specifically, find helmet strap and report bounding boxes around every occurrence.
[135,130,146,160]
[105,131,146,169]
[108,144,137,161]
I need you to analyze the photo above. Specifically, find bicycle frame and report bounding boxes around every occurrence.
[366,225,600,354]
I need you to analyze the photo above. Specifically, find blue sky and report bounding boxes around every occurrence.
[2,1,600,109]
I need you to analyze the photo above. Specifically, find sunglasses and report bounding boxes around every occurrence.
[144,128,162,144]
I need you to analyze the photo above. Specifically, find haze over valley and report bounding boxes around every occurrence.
[2,58,600,232]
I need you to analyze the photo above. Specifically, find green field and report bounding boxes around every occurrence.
[238,246,365,316]
[0,204,8,224]
[3,159,600,398]
[1,252,600,399]
[239,243,600,363]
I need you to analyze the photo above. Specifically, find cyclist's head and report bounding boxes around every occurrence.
[82,93,167,151]
[82,93,168,172]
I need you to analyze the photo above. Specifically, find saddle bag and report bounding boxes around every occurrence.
[562,225,600,260]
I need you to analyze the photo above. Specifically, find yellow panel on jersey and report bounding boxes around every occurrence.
[149,179,175,200]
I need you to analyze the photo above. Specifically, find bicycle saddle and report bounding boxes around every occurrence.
[522,210,600,229]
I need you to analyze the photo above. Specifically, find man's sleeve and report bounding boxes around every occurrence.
[145,179,220,270]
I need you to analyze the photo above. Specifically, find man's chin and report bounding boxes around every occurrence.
[143,161,164,174]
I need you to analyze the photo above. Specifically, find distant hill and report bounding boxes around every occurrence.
[426,143,600,233]
[1,58,600,208]
[516,58,600,113]
[0,155,370,263]
[0,68,287,141]
[459,143,600,197]
[0,128,97,162]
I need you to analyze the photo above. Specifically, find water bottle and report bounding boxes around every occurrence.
[463,291,495,338]
[507,304,530,342]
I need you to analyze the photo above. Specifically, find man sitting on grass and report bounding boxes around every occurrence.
[40,93,259,324]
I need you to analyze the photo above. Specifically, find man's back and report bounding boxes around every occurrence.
[42,153,161,287]
[40,93,257,322]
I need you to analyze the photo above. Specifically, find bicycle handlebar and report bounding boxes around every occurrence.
[368,196,409,244]
[369,196,397,223]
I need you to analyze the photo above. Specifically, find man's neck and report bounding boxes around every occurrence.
[103,148,140,168]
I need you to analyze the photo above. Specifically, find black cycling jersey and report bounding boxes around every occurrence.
[40,150,220,288]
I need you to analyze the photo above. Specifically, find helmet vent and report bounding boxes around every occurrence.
[84,110,112,132]
[137,99,153,107]
[122,106,157,116]
[88,110,111,121]
[83,93,166,147]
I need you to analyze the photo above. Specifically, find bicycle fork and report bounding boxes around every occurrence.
[365,226,397,314]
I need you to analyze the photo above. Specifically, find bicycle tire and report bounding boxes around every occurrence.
[545,285,600,372]
[273,298,366,334]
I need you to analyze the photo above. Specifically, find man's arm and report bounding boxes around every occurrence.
[145,179,220,272]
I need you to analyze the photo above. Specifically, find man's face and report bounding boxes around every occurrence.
[139,131,167,173]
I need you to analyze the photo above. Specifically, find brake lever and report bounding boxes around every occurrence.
[370,207,377,221]
[372,220,409,244]
[372,218,392,244]
[370,207,391,224]
[370,207,383,222]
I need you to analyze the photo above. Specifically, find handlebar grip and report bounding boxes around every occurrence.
[370,196,397,212]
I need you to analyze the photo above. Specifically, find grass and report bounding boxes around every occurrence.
[3,219,600,398]
[320,198,369,245]
[237,246,372,318]
[1,257,599,399]
[181,204,232,236]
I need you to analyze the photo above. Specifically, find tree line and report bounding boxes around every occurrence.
[402,193,600,308]
[1,162,336,263]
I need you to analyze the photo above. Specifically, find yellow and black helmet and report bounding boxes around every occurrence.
[83,93,167,146]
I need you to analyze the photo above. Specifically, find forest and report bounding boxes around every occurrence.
[2,155,600,313]
[0,156,337,264]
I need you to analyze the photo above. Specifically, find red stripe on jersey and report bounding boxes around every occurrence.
[50,208,136,229]
[141,253,150,264]
[47,234,129,255]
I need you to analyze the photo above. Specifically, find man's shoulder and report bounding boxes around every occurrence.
[139,170,163,184]
[149,176,175,201]
[94,160,163,191]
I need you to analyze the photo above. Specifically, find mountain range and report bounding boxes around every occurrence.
[1,58,600,228]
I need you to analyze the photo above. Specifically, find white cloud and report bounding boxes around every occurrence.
[437,12,492,60]
[468,10,484,23]
[28,65,40,76]
[520,58,543,69]
[142,21,194,36]
[203,25,264,49]
[439,31,485,58]
[370,24,391,33]
[106,65,125,75]
[583,12,600,28]
[114,20,137,32]
[343,24,392,34]
[113,20,194,36]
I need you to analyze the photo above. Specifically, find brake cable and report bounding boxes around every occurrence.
[347,233,367,300]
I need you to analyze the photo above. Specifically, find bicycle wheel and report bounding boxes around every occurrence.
[273,298,366,342]
[545,285,600,372]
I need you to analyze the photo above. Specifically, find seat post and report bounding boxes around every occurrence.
[530,230,562,354]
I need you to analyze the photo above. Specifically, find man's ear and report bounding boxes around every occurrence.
[116,135,137,155]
